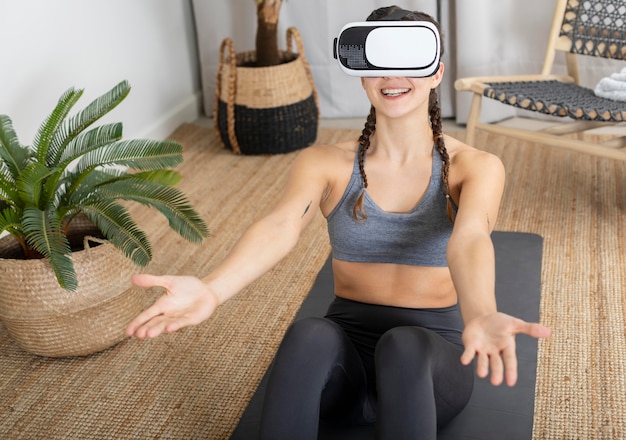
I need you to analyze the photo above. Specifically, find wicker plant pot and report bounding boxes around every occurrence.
[215,27,319,155]
[0,221,144,357]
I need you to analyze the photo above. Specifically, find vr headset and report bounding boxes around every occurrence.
[333,21,441,77]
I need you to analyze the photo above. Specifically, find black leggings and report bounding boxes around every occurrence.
[259,297,474,440]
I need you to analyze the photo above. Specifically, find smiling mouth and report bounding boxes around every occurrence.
[381,88,410,97]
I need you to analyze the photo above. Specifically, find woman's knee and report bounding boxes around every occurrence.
[280,317,346,358]
[375,326,434,363]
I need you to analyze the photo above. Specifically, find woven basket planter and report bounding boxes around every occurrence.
[215,27,319,155]
[0,219,144,357]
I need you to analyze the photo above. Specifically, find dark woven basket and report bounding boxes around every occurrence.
[214,27,319,155]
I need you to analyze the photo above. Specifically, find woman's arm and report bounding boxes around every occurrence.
[446,150,503,322]
[447,149,551,387]
[126,146,332,339]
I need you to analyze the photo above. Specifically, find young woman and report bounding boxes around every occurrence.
[126,6,551,439]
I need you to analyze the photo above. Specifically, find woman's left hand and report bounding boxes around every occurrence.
[460,312,551,386]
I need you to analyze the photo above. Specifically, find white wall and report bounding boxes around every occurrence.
[0,0,201,144]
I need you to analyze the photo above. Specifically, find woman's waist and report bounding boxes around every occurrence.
[332,259,457,309]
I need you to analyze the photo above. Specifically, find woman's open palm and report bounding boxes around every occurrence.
[125,274,219,339]
[460,312,551,387]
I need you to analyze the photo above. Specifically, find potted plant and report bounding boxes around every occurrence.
[0,80,209,357]
[214,0,319,155]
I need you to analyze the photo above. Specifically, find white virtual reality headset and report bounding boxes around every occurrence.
[333,21,441,77]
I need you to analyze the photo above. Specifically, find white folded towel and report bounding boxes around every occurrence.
[594,66,626,101]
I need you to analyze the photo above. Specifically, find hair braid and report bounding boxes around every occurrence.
[352,105,376,220]
[429,88,455,223]
[354,6,452,222]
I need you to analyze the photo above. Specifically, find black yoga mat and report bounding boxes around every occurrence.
[231,231,543,440]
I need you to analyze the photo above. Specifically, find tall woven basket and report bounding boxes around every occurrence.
[215,27,319,155]
[0,217,144,357]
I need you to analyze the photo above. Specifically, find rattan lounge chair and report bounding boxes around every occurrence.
[455,0,626,160]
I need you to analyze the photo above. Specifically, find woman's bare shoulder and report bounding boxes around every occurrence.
[294,138,359,169]
[444,134,504,172]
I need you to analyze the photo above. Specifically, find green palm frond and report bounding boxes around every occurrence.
[63,169,178,209]
[46,81,130,167]
[32,88,83,165]
[40,124,125,204]
[0,207,23,237]
[80,200,152,267]
[0,171,20,207]
[129,170,182,186]
[74,139,183,176]
[58,168,124,212]
[96,176,209,243]
[0,115,31,177]
[22,206,76,290]
[16,162,53,208]
[0,159,10,176]
[57,123,123,166]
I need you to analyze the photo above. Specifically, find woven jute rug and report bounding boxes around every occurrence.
[0,124,624,439]
[483,130,626,440]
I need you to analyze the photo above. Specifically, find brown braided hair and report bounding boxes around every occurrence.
[352,6,456,223]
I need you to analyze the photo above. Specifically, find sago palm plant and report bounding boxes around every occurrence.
[0,80,209,291]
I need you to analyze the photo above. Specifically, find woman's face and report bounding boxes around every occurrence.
[360,62,444,119]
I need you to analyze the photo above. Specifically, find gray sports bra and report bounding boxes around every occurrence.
[326,145,454,267]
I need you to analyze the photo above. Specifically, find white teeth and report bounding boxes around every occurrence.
[382,88,410,96]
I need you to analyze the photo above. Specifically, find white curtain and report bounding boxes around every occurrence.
[454,0,556,123]
[192,0,624,124]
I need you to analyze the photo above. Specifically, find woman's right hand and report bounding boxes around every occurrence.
[125,274,220,339]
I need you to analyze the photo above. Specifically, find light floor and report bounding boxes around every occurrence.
[194,115,626,138]
[193,116,465,132]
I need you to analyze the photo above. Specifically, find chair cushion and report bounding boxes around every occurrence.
[484,80,625,122]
